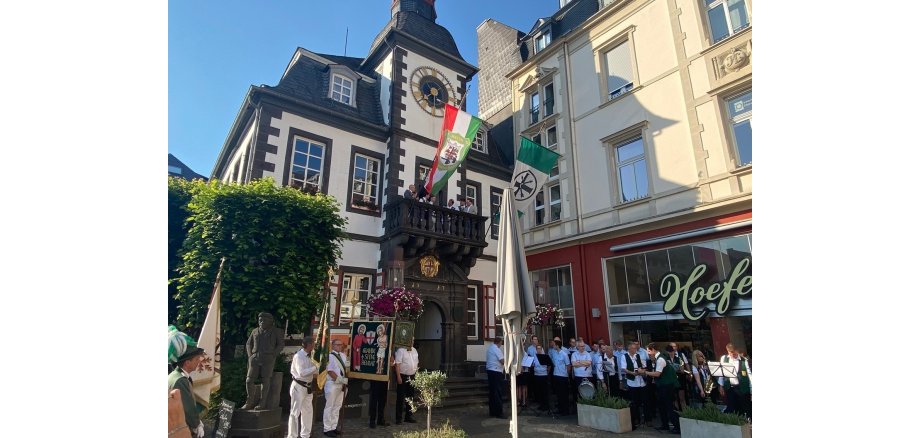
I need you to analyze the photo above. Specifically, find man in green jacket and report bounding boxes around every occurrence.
[168,327,207,438]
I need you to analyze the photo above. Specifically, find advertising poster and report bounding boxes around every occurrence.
[349,321,393,382]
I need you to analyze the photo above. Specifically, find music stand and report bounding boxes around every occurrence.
[707,361,737,379]
[531,354,558,419]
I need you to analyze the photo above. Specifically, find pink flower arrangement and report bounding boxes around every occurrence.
[528,303,565,330]
[367,287,424,320]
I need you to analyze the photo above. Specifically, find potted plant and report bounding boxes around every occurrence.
[575,388,632,433]
[366,287,424,320]
[679,402,751,438]
[406,370,455,438]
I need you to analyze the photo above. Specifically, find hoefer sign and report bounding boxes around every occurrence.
[660,257,751,320]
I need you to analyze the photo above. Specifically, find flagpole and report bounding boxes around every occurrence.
[510,370,518,438]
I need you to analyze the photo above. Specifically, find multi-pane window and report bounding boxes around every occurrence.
[534,191,545,226]
[530,92,540,124]
[472,130,487,153]
[465,185,478,209]
[467,286,479,339]
[604,41,634,100]
[605,233,752,305]
[727,90,752,166]
[418,165,431,186]
[530,266,576,341]
[339,273,372,323]
[547,126,559,178]
[535,30,552,53]
[332,74,353,105]
[351,154,380,210]
[548,184,561,222]
[706,0,750,43]
[291,137,325,192]
[544,83,555,116]
[614,137,648,203]
[490,189,502,240]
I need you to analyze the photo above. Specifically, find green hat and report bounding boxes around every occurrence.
[168,325,205,365]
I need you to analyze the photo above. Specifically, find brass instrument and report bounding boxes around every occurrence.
[704,373,716,394]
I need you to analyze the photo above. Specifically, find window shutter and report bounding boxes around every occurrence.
[605,42,633,93]
[482,284,496,340]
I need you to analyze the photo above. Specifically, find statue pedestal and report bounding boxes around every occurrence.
[228,407,283,438]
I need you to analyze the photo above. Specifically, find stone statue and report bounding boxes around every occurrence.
[241,312,285,410]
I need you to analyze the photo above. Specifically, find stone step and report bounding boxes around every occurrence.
[439,395,491,409]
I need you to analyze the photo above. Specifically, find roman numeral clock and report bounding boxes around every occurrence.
[410,66,458,117]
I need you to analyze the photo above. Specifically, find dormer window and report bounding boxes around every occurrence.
[331,74,353,105]
[535,30,552,53]
[472,130,487,153]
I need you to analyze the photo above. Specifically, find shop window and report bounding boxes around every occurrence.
[530,266,576,339]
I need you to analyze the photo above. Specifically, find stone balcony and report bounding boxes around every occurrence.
[383,197,487,272]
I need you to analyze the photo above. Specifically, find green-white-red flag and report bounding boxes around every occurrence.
[423,104,482,196]
[511,136,560,216]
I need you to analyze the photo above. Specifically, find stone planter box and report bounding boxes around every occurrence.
[576,403,631,433]
[679,417,752,438]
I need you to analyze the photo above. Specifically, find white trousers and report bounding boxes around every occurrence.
[322,382,345,432]
[287,382,314,438]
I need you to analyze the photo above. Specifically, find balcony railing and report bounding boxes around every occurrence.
[385,197,487,246]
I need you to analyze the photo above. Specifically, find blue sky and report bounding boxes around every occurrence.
[169,0,560,176]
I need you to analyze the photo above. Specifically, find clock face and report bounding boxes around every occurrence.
[410,67,456,117]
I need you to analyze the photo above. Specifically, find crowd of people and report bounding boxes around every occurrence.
[486,335,752,434]
[404,184,478,214]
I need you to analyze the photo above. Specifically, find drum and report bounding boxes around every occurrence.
[577,378,595,400]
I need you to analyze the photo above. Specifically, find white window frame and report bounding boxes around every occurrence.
[548,184,562,223]
[535,29,552,53]
[534,189,546,226]
[530,265,577,340]
[726,89,752,167]
[418,165,431,185]
[530,92,540,125]
[351,153,381,209]
[331,74,354,105]
[603,40,634,100]
[472,130,487,153]
[465,185,478,208]
[290,137,325,192]
[705,0,750,44]
[613,136,649,203]
[467,285,479,340]
[339,273,372,323]
[546,126,559,179]
[490,189,502,239]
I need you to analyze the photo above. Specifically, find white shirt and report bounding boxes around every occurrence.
[571,350,594,377]
[394,347,419,376]
[619,353,647,388]
[486,343,504,372]
[653,353,668,372]
[290,348,318,382]
[326,350,347,384]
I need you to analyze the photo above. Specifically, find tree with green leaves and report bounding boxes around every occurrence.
[168,177,197,323]
[171,178,347,346]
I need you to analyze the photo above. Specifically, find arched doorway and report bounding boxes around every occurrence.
[415,301,443,371]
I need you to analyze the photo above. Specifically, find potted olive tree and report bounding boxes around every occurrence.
[679,403,751,438]
[575,388,632,433]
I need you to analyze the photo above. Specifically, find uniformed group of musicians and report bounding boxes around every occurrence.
[491,335,752,433]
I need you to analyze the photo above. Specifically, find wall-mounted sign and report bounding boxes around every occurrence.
[661,257,751,320]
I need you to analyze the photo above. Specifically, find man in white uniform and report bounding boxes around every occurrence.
[393,339,420,424]
[322,340,348,437]
[287,337,317,438]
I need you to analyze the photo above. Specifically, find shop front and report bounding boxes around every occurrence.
[604,232,752,359]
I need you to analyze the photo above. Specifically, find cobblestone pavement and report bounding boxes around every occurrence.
[286,401,675,438]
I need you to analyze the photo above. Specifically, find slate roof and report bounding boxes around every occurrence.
[168,153,207,180]
[368,11,464,62]
[521,0,601,62]
[267,50,385,127]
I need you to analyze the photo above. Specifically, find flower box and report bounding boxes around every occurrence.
[576,403,631,434]
[679,418,752,438]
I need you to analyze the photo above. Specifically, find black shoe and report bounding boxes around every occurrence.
[324,432,337,437]
[335,432,342,436]
[404,418,417,423]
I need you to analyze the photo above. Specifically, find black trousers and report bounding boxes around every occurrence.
[725,386,752,419]
[645,382,657,423]
[552,375,570,415]
[395,374,416,421]
[532,375,549,409]
[487,371,504,417]
[626,385,648,427]
[656,383,679,430]
[368,380,387,425]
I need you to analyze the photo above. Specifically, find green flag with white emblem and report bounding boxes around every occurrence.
[511,137,560,216]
